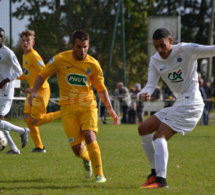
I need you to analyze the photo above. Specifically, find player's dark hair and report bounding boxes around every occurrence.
[72,30,89,45]
[152,28,170,40]
[0,27,5,33]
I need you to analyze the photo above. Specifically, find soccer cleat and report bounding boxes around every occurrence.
[141,182,168,189]
[82,160,92,178]
[21,128,30,148]
[31,147,46,153]
[141,174,156,187]
[7,149,20,154]
[95,174,106,183]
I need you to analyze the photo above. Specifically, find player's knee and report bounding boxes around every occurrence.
[72,144,83,156]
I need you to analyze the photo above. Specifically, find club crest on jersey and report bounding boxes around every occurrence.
[23,67,29,76]
[177,56,182,62]
[86,68,91,74]
[66,73,88,86]
[168,69,184,83]
[25,60,28,65]
[49,57,55,65]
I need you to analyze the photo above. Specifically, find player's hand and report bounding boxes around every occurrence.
[0,78,9,89]
[139,93,151,102]
[108,109,118,126]
[28,92,37,106]
[25,88,32,94]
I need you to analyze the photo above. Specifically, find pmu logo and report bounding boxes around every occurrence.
[23,67,29,76]
[168,69,184,83]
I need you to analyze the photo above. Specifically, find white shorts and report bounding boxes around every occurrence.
[155,103,204,135]
[0,99,13,116]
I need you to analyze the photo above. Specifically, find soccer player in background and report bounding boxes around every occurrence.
[0,27,29,154]
[28,30,118,183]
[137,28,212,189]
[19,30,61,153]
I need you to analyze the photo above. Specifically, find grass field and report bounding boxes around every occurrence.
[0,119,215,195]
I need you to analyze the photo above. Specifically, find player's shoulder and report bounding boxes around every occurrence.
[85,54,100,66]
[1,45,13,55]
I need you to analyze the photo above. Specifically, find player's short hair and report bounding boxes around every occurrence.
[72,30,89,45]
[152,28,170,40]
[20,30,35,39]
[0,27,5,33]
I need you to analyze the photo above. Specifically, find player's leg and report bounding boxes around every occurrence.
[3,130,20,154]
[138,115,161,187]
[61,105,92,178]
[30,88,61,126]
[0,100,30,148]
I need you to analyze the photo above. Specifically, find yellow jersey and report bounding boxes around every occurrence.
[39,50,106,105]
[20,49,49,89]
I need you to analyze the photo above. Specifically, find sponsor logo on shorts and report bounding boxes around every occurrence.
[23,67,29,76]
[68,137,74,143]
[191,43,199,47]
[66,73,87,86]
[168,69,184,83]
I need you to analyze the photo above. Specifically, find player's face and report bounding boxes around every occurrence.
[21,35,35,54]
[71,38,89,61]
[153,37,173,59]
[0,30,5,48]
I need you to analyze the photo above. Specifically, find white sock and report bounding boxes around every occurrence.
[0,120,24,135]
[154,138,168,178]
[3,130,20,152]
[140,134,155,169]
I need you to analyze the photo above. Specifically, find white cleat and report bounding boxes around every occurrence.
[82,160,92,178]
[21,128,30,148]
[95,174,106,183]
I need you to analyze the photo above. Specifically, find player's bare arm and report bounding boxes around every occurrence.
[138,93,151,102]
[28,75,45,106]
[98,89,118,125]
[0,78,10,89]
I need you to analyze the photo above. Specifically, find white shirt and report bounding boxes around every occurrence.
[0,45,23,99]
[138,43,215,104]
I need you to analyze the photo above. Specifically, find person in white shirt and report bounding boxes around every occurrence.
[138,28,209,189]
[0,27,29,154]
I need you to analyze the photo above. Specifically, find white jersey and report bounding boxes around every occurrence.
[139,42,215,105]
[0,45,22,99]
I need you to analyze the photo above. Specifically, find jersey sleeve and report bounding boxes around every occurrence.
[39,56,58,79]
[182,42,215,59]
[138,62,160,97]
[7,50,23,81]
[30,54,46,72]
[91,62,106,93]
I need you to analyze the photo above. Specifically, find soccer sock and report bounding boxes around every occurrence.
[25,119,43,149]
[3,130,19,152]
[140,134,156,169]
[75,145,90,161]
[154,138,168,179]
[33,111,61,126]
[87,141,104,177]
[0,120,25,135]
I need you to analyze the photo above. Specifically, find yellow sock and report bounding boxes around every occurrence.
[34,111,61,126]
[25,119,43,149]
[75,145,90,161]
[88,141,104,177]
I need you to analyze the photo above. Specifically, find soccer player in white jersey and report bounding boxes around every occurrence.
[138,28,210,189]
[0,27,30,154]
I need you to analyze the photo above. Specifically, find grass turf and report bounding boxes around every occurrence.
[0,119,215,195]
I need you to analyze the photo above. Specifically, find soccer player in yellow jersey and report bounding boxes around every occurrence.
[28,30,118,183]
[19,30,61,153]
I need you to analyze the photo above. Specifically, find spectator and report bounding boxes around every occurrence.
[131,83,144,124]
[115,82,131,124]
[199,78,211,125]
[163,85,175,108]
[150,86,162,115]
